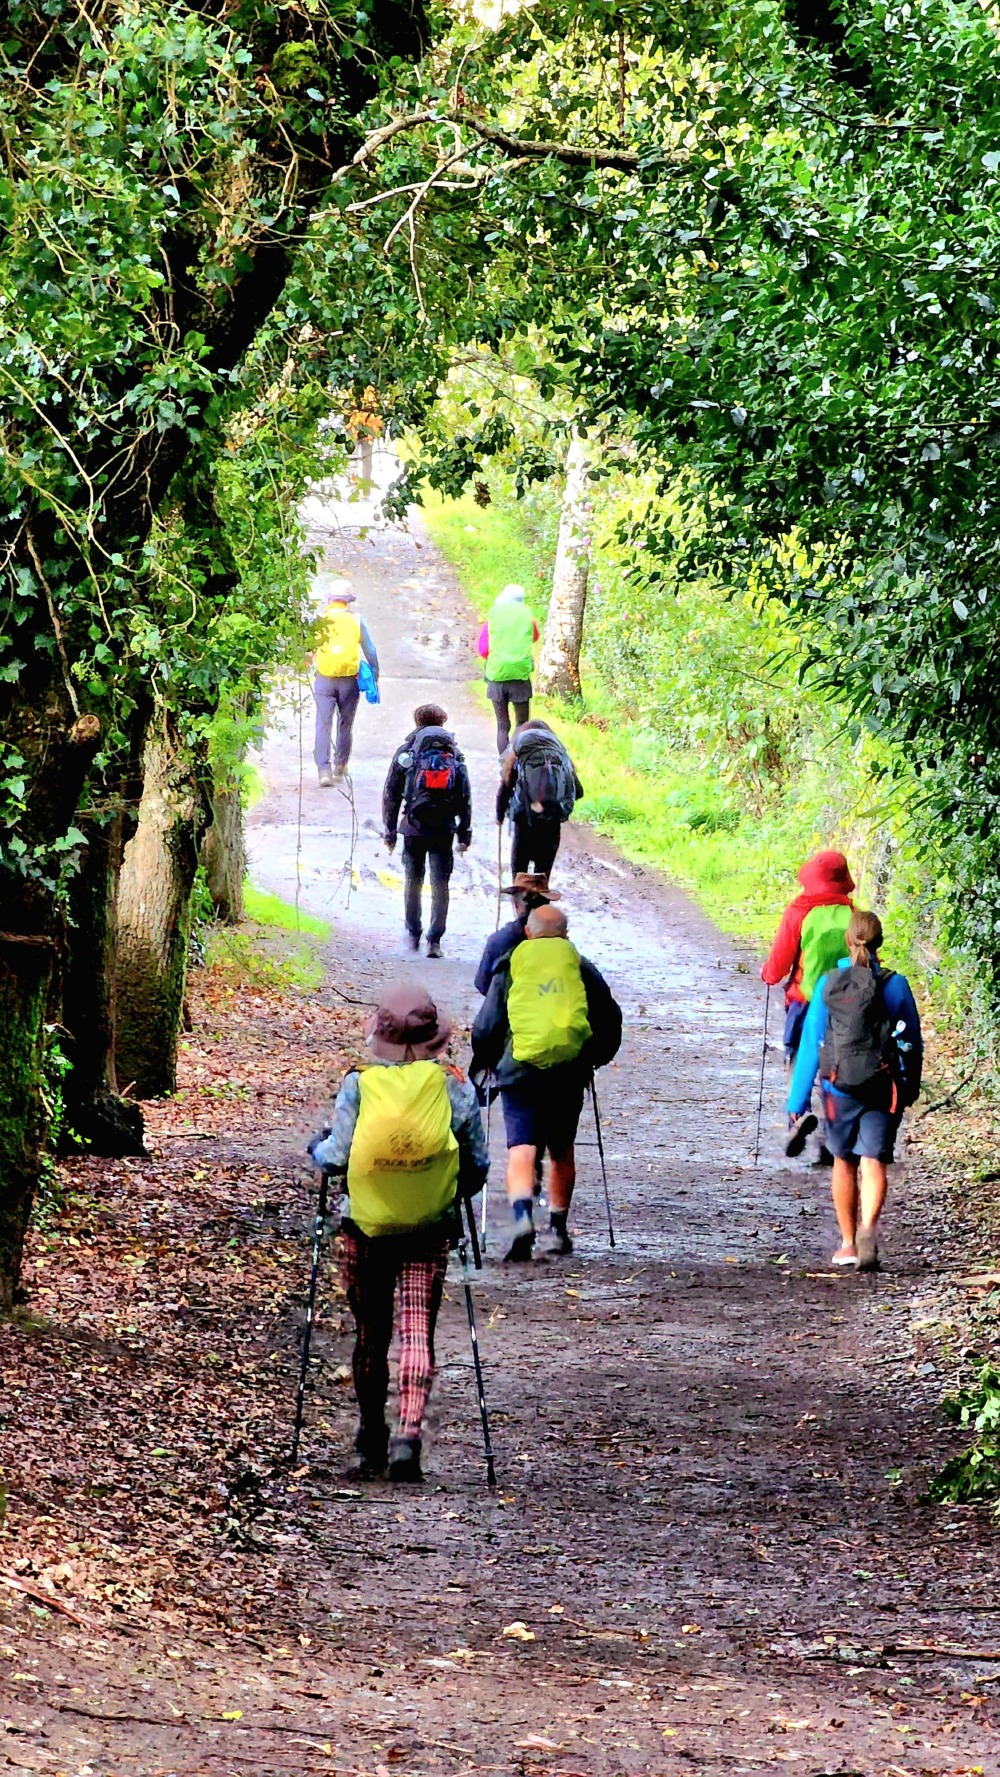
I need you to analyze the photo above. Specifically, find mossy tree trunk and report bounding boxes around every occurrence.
[536,431,592,702]
[115,725,205,1099]
[202,780,246,925]
[60,813,146,1154]
[0,699,101,1308]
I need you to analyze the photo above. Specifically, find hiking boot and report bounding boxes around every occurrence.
[343,1422,388,1480]
[332,763,347,781]
[785,1112,818,1158]
[538,1225,574,1259]
[317,766,334,788]
[426,939,443,958]
[811,1143,835,1168]
[404,929,421,951]
[387,1435,423,1483]
[504,1227,536,1263]
[856,1226,880,1272]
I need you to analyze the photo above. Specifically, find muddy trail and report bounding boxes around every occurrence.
[1,476,997,1777]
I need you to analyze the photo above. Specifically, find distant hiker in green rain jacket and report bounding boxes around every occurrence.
[762,850,855,1063]
[470,905,622,1264]
[477,583,541,753]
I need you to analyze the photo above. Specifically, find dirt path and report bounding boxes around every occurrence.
[2,476,997,1776]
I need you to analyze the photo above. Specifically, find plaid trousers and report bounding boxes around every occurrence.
[337,1221,450,1439]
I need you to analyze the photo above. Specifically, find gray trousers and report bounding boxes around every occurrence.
[403,840,454,942]
[313,674,361,770]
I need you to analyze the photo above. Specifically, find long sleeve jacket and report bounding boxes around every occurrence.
[787,961,923,1116]
[382,727,473,846]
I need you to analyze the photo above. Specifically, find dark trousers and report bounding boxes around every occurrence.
[511,815,561,879]
[403,839,454,942]
[313,674,360,770]
[487,678,532,754]
[338,1223,449,1439]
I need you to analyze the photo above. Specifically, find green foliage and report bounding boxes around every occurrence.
[929,1363,1000,1510]
[242,885,332,941]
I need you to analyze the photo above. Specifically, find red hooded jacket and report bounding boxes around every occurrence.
[761,851,855,1006]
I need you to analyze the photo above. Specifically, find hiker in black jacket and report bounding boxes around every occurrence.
[497,720,583,880]
[474,872,561,995]
[383,704,472,958]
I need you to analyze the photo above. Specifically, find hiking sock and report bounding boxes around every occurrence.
[549,1209,568,1238]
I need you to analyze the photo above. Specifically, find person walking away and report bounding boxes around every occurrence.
[762,849,855,1164]
[308,982,488,1480]
[311,577,380,785]
[785,910,922,1271]
[478,583,540,754]
[382,704,472,958]
[471,904,622,1262]
[761,849,855,1062]
[474,872,561,995]
[497,720,583,881]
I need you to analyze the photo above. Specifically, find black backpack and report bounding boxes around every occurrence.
[403,728,462,834]
[512,730,577,822]
[819,964,898,1099]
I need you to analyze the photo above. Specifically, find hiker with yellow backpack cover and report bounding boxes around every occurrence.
[471,904,622,1263]
[309,577,380,784]
[308,982,488,1482]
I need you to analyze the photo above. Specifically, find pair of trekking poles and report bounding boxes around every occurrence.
[289,1172,496,1490]
[480,1070,615,1251]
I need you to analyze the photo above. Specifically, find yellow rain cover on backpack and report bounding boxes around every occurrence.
[347,1062,458,1236]
[508,938,591,1068]
[313,606,362,678]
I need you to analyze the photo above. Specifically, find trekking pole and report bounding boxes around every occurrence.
[494,823,502,931]
[481,1072,493,1251]
[752,984,771,1166]
[290,1168,332,1465]
[456,1202,497,1489]
[589,1073,616,1250]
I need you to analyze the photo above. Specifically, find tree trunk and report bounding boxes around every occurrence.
[536,431,592,701]
[0,700,102,1307]
[60,814,146,1155]
[0,940,53,1310]
[202,782,246,925]
[116,727,204,1099]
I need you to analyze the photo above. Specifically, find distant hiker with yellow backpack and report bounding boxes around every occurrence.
[308,982,488,1481]
[471,905,622,1262]
[310,577,380,785]
[478,583,541,754]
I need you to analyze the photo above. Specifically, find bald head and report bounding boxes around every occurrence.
[525,904,568,940]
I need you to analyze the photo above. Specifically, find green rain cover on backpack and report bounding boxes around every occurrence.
[508,937,592,1067]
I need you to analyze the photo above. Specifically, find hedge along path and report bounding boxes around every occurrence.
[1,475,996,1774]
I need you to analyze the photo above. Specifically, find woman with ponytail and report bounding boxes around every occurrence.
[785,910,923,1271]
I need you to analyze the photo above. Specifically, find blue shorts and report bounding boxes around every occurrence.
[501,1066,586,1156]
[822,1084,901,1163]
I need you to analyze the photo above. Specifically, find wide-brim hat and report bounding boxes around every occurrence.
[367,981,452,1062]
[316,573,356,606]
[500,872,561,902]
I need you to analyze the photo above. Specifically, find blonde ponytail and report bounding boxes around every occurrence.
[846,908,883,969]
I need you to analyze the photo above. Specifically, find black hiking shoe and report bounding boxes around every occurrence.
[426,939,443,958]
[387,1435,423,1483]
[504,1227,536,1263]
[785,1112,818,1158]
[343,1421,388,1481]
[811,1143,835,1168]
[538,1226,574,1259]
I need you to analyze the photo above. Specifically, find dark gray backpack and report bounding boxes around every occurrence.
[819,964,897,1096]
